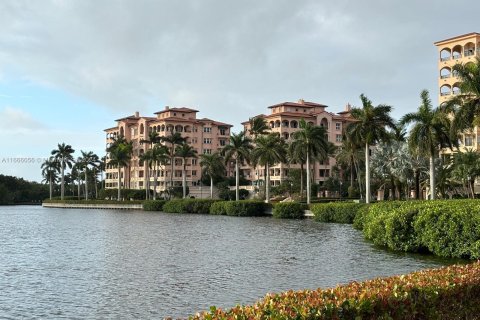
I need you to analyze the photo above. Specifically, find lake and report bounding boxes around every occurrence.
[0,205,452,318]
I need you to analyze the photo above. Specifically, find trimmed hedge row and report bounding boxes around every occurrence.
[272,202,308,219]
[142,200,167,211]
[162,199,218,214]
[311,202,367,223]
[189,262,480,319]
[356,199,480,259]
[210,200,269,217]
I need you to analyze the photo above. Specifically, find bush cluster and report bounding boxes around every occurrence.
[188,262,480,320]
[272,202,308,219]
[162,199,218,214]
[311,202,367,223]
[142,200,167,211]
[358,199,480,259]
[43,199,144,205]
[98,188,147,200]
[209,200,269,217]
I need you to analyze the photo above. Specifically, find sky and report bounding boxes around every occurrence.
[0,0,479,182]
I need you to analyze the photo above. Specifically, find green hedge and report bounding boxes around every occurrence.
[272,202,307,219]
[359,199,480,259]
[162,199,218,214]
[98,188,148,200]
[190,262,480,319]
[311,202,367,223]
[209,200,268,217]
[142,200,167,211]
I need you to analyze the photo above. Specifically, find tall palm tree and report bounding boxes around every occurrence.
[108,141,133,200]
[175,143,197,198]
[222,131,253,201]
[287,141,307,198]
[291,119,329,204]
[336,131,364,196]
[41,157,60,200]
[161,132,186,197]
[200,152,225,199]
[251,133,287,203]
[400,90,453,200]
[443,57,480,132]
[151,144,169,200]
[78,151,97,200]
[51,143,75,200]
[140,131,160,198]
[347,94,396,203]
[451,149,480,198]
[248,116,269,139]
[139,150,154,199]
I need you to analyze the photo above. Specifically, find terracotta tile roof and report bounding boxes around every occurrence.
[434,32,480,45]
[114,115,140,122]
[264,112,316,118]
[198,118,232,127]
[104,126,119,132]
[268,101,328,109]
[154,107,199,114]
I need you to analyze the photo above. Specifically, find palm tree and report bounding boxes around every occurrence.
[150,144,169,200]
[107,141,133,200]
[400,90,453,200]
[451,149,480,198]
[161,132,186,197]
[175,143,198,198]
[78,151,98,200]
[140,131,160,198]
[200,152,225,199]
[41,157,60,199]
[291,119,329,204]
[443,57,480,132]
[251,133,287,203]
[222,131,253,201]
[336,131,364,197]
[287,141,307,198]
[139,150,154,199]
[51,143,75,200]
[248,116,269,139]
[347,94,396,203]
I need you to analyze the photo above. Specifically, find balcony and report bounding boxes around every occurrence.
[440,57,451,62]
[440,92,451,96]
[440,74,451,79]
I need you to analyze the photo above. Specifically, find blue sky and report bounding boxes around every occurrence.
[1,0,480,182]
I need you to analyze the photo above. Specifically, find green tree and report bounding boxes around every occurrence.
[444,57,480,132]
[336,131,364,197]
[248,116,269,139]
[161,132,186,197]
[51,143,75,200]
[200,152,225,198]
[78,151,98,200]
[291,119,329,204]
[347,94,395,203]
[401,90,453,200]
[140,131,160,198]
[251,133,287,203]
[175,143,197,198]
[107,140,133,200]
[222,131,253,201]
[41,157,60,200]
[451,150,480,198]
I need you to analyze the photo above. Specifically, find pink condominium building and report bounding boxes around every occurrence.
[104,107,232,193]
[242,99,355,188]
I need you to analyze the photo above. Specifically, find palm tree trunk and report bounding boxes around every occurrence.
[145,164,149,200]
[429,154,435,200]
[350,157,354,189]
[117,167,121,200]
[170,151,175,199]
[77,178,81,200]
[84,169,89,200]
[365,143,371,204]
[153,162,158,200]
[210,176,214,199]
[94,169,98,199]
[235,158,239,201]
[306,150,311,205]
[61,158,65,200]
[265,163,270,203]
[300,162,304,198]
[49,177,53,200]
[182,161,187,198]
[415,169,420,200]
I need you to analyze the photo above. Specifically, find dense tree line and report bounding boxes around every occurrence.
[0,174,49,204]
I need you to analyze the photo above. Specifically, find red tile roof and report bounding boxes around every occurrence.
[268,101,328,109]
[434,32,480,45]
[154,107,199,114]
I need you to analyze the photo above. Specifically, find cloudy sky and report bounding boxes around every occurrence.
[0,0,479,182]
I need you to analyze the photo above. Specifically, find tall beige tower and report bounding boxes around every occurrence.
[434,32,480,152]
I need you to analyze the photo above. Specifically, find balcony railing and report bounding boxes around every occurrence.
[440,92,451,96]
[440,57,451,61]
[452,54,462,60]
[464,50,475,57]
[440,74,451,79]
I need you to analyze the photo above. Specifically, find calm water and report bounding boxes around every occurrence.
[0,206,453,318]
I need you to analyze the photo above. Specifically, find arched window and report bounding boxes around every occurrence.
[140,124,144,134]
[464,42,475,57]
[452,45,462,59]
[290,120,298,128]
[440,67,451,79]
[440,84,451,96]
[440,48,451,61]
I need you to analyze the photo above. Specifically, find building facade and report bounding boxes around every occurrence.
[241,99,354,189]
[435,32,480,152]
[104,107,232,194]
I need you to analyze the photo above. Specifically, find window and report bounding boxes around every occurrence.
[220,139,226,146]
[335,122,341,130]
[465,135,473,147]
[192,170,197,176]
[204,138,212,144]
[203,149,212,154]
[319,169,330,177]
[220,128,226,135]
[191,159,197,165]
[336,134,342,142]
[203,127,212,133]
[192,138,197,144]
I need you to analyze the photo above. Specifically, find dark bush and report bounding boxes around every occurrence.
[272,202,307,219]
[311,202,367,224]
[224,201,268,217]
[209,201,228,215]
[162,199,217,214]
[143,200,167,211]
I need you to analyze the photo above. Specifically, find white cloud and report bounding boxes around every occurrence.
[0,106,48,132]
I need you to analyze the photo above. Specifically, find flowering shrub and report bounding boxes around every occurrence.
[188,262,480,319]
